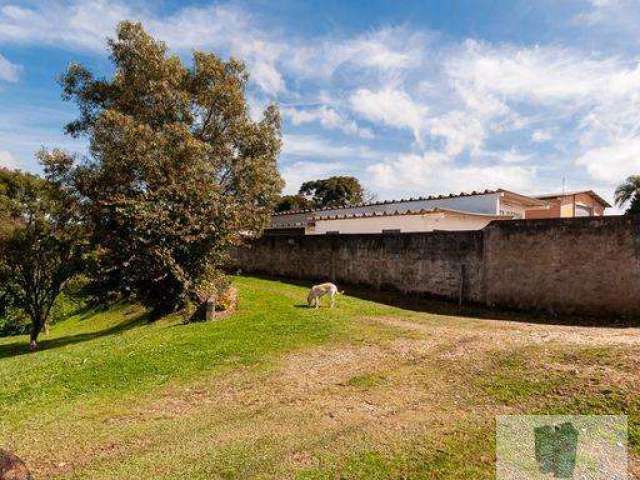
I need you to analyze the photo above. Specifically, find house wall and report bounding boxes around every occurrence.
[498,200,528,219]
[526,193,606,219]
[527,200,560,219]
[233,215,640,318]
[573,192,605,216]
[308,212,500,235]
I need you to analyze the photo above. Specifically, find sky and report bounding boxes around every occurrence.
[1,0,640,211]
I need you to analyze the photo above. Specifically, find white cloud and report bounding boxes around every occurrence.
[532,130,553,143]
[0,3,422,97]
[427,111,486,156]
[0,1,131,51]
[0,1,287,94]
[439,39,640,189]
[0,53,20,82]
[287,27,426,79]
[585,0,620,8]
[283,106,373,139]
[2,0,640,199]
[573,0,640,28]
[280,160,344,194]
[0,150,20,169]
[485,148,532,164]
[445,40,640,105]
[575,138,640,183]
[350,87,428,142]
[282,134,378,160]
[367,150,536,195]
[366,151,446,191]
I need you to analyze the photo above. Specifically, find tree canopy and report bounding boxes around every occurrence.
[43,21,283,315]
[274,194,315,213]
[0,165,85,348]
[298,176,366,209]
[614,175,640,215]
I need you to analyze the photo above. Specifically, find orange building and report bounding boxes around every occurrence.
[526,190,611,219]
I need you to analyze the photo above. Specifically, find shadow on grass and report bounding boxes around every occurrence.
[0,308,152,360]
[294,304,313,309]
[240,273,639,328]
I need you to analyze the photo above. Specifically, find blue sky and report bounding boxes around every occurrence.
[1,0,639,210]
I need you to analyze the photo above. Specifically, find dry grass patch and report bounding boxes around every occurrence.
[3,277,639,479]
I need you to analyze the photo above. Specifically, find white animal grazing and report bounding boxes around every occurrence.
[307,282,343,308]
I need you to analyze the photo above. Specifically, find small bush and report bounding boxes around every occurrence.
[185,269,237,322]
[0,276,88,337]
[216,286,238,312]
[0,306,30,337]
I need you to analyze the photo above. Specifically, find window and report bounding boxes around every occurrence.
[499,202,524,219]
[575,204,593,217]
[500,209,524,219]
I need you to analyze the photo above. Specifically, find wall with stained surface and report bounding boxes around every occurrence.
[232,215,640,318]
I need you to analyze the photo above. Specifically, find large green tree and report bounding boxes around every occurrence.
[274,194,315,212]
[298,176,367,208]
[43,22,283,315]
[0,165,84,349]
[614,175,640,215]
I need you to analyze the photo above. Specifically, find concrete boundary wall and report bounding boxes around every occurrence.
[232,215,640,318]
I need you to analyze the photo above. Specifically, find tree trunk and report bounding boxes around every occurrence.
[29,318,43,351]
[205,295,216,321]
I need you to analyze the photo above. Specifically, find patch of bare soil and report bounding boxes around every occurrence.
[32,314,640,479]
[367,315,640,347]
[34,330,486,478]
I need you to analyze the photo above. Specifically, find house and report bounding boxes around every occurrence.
[526,190,611,219]
[307,208,509,235]
[268,189,546,235]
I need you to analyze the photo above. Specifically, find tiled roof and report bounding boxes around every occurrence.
[273,189,502,216]
[311,207,511,221]
[534,190,612,208]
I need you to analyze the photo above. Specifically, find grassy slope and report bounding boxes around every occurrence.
[0,276,638,479]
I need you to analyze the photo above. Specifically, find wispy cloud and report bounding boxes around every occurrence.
[0,1,286,94]
[286,27,427,80]
[1,0,639,202]
[0,149,21,168]
[576,138,640,183]
[350,87,427,142]
[0,52,20,82]
[282,134,379,160]
[572,0,640,28]
[283,106,373,139]
[280,160,344,194]
[366,150,537,197]
[531,130,553,143]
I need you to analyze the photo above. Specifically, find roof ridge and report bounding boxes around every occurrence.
[272,188,499,216]
[309,206,508,221]
[534,190,612,208]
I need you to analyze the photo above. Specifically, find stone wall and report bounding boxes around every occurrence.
[233,215,640,317]
[483,215,640,316]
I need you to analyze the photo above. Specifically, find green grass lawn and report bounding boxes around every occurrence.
[1,276,638,479]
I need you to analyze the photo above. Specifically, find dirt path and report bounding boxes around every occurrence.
[368,314,640,346]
